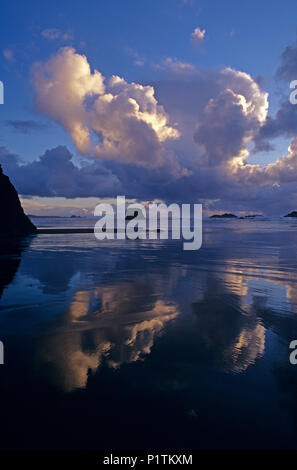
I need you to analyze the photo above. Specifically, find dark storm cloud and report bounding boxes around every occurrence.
[2,143,297,215]
[254,101,297,151]
[254,38,297,151]
[276,40,297,81]
[0,146,122,198]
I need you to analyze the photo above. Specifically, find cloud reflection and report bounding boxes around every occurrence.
[36,282,179,391]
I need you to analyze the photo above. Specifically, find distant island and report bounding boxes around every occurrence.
[28,215,63,218]
[125,209,142,221]
[209,213,265,219]
[209,213,237,219]
[284,211,297,218]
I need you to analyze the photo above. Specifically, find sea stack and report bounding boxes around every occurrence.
[284,211,297,218]
[0,165,37,237]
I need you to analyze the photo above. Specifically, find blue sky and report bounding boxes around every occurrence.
[1,0,297,214]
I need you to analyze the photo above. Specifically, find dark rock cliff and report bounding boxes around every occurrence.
[0,165,37,236]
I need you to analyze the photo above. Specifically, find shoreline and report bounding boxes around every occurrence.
[37,228,162,234]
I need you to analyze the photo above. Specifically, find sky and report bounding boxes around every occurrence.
[1,0,297,215]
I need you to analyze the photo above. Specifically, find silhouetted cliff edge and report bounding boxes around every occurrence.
[0,165,37,236]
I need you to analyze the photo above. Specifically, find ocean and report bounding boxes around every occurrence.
[0,217,297,449]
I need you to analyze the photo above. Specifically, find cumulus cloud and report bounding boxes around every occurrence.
[151,61,297,211]
[0,146,121,198]
[33,47,181,170]
[276,40,297,81]
[0,144,192,203]
[194,69,268,166]
[5,43,297,214]
[254,100,297,151]
[191,26,206,45]
[254,39,297,151]
[153,63,268,170]
[233,138,297,187]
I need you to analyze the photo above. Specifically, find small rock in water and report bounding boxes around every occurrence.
[284,211,297,218]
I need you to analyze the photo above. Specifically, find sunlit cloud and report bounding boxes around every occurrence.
[33,47,180,170]
[191,26,206,45]
[1,42,297,214]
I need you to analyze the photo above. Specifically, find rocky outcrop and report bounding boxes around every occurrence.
[0,165,37,237]
[284,211,297,218]
[125,209,145,221]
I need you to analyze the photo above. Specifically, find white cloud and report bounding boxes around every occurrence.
[194,67,269,167]
[155,57,196,73]
[191,26,206,44]
[33,47,181,170]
